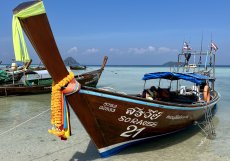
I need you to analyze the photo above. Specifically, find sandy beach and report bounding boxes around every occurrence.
[0,91,230,161]
[1,67,230,161]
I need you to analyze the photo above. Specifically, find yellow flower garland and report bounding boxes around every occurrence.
[48,72,74,137]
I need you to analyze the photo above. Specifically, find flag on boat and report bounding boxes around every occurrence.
[211,42,218,52]
[183,42,192,51]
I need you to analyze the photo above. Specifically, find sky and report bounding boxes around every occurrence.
[0,0,230,65]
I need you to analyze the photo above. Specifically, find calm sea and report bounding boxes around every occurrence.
[0,66,230,161]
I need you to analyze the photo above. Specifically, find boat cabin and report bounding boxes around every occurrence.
[141,72,215,104]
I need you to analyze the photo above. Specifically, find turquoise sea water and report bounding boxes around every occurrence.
[0,66,230,161]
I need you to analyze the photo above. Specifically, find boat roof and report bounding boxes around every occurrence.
[142,72,214,85]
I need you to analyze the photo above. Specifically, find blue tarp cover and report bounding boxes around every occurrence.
[142,72,214,85]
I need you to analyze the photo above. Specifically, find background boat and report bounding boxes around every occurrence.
[70,65,87,70]
[0,59,32,85]
[0,56,107,96]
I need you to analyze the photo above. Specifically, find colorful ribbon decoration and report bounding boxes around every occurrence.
[48,72,81,140]
[12,1,45,62]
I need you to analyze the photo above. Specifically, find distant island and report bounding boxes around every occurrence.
[162,61,184,67]
[2,57,229,67]
[64,57,80,66]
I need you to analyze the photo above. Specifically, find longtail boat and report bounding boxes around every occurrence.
[70,65,87,70]
[13,1,220,157]
[22,56,107,87]
[0,59,32,85]
[0,56,107,96]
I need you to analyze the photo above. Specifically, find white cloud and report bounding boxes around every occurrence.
[128,46,156,54]
[148,46,156,52]
[67,46,78,53]
[109,48,120,52]
[85,48,99,53]
[128,48,147,54]
[158,47,178,53]
[158,47,171,53]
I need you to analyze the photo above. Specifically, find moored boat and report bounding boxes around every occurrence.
[0,56,107,96]
[0,84,51,96]
[20,55,107,88]
[13,1,220,157]
[70,65,87,70]
[0,59,32,85]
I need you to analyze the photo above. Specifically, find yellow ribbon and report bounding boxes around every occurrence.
[12,1,45,62]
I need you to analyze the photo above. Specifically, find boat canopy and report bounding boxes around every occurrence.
[142,72,214,85]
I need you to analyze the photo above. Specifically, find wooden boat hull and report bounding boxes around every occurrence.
[75,69,102,87]
[69,87,220,157]
[0,68,104,96]
[24,68,103,87]
[0,85,51,96]
[70,65,87,70]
